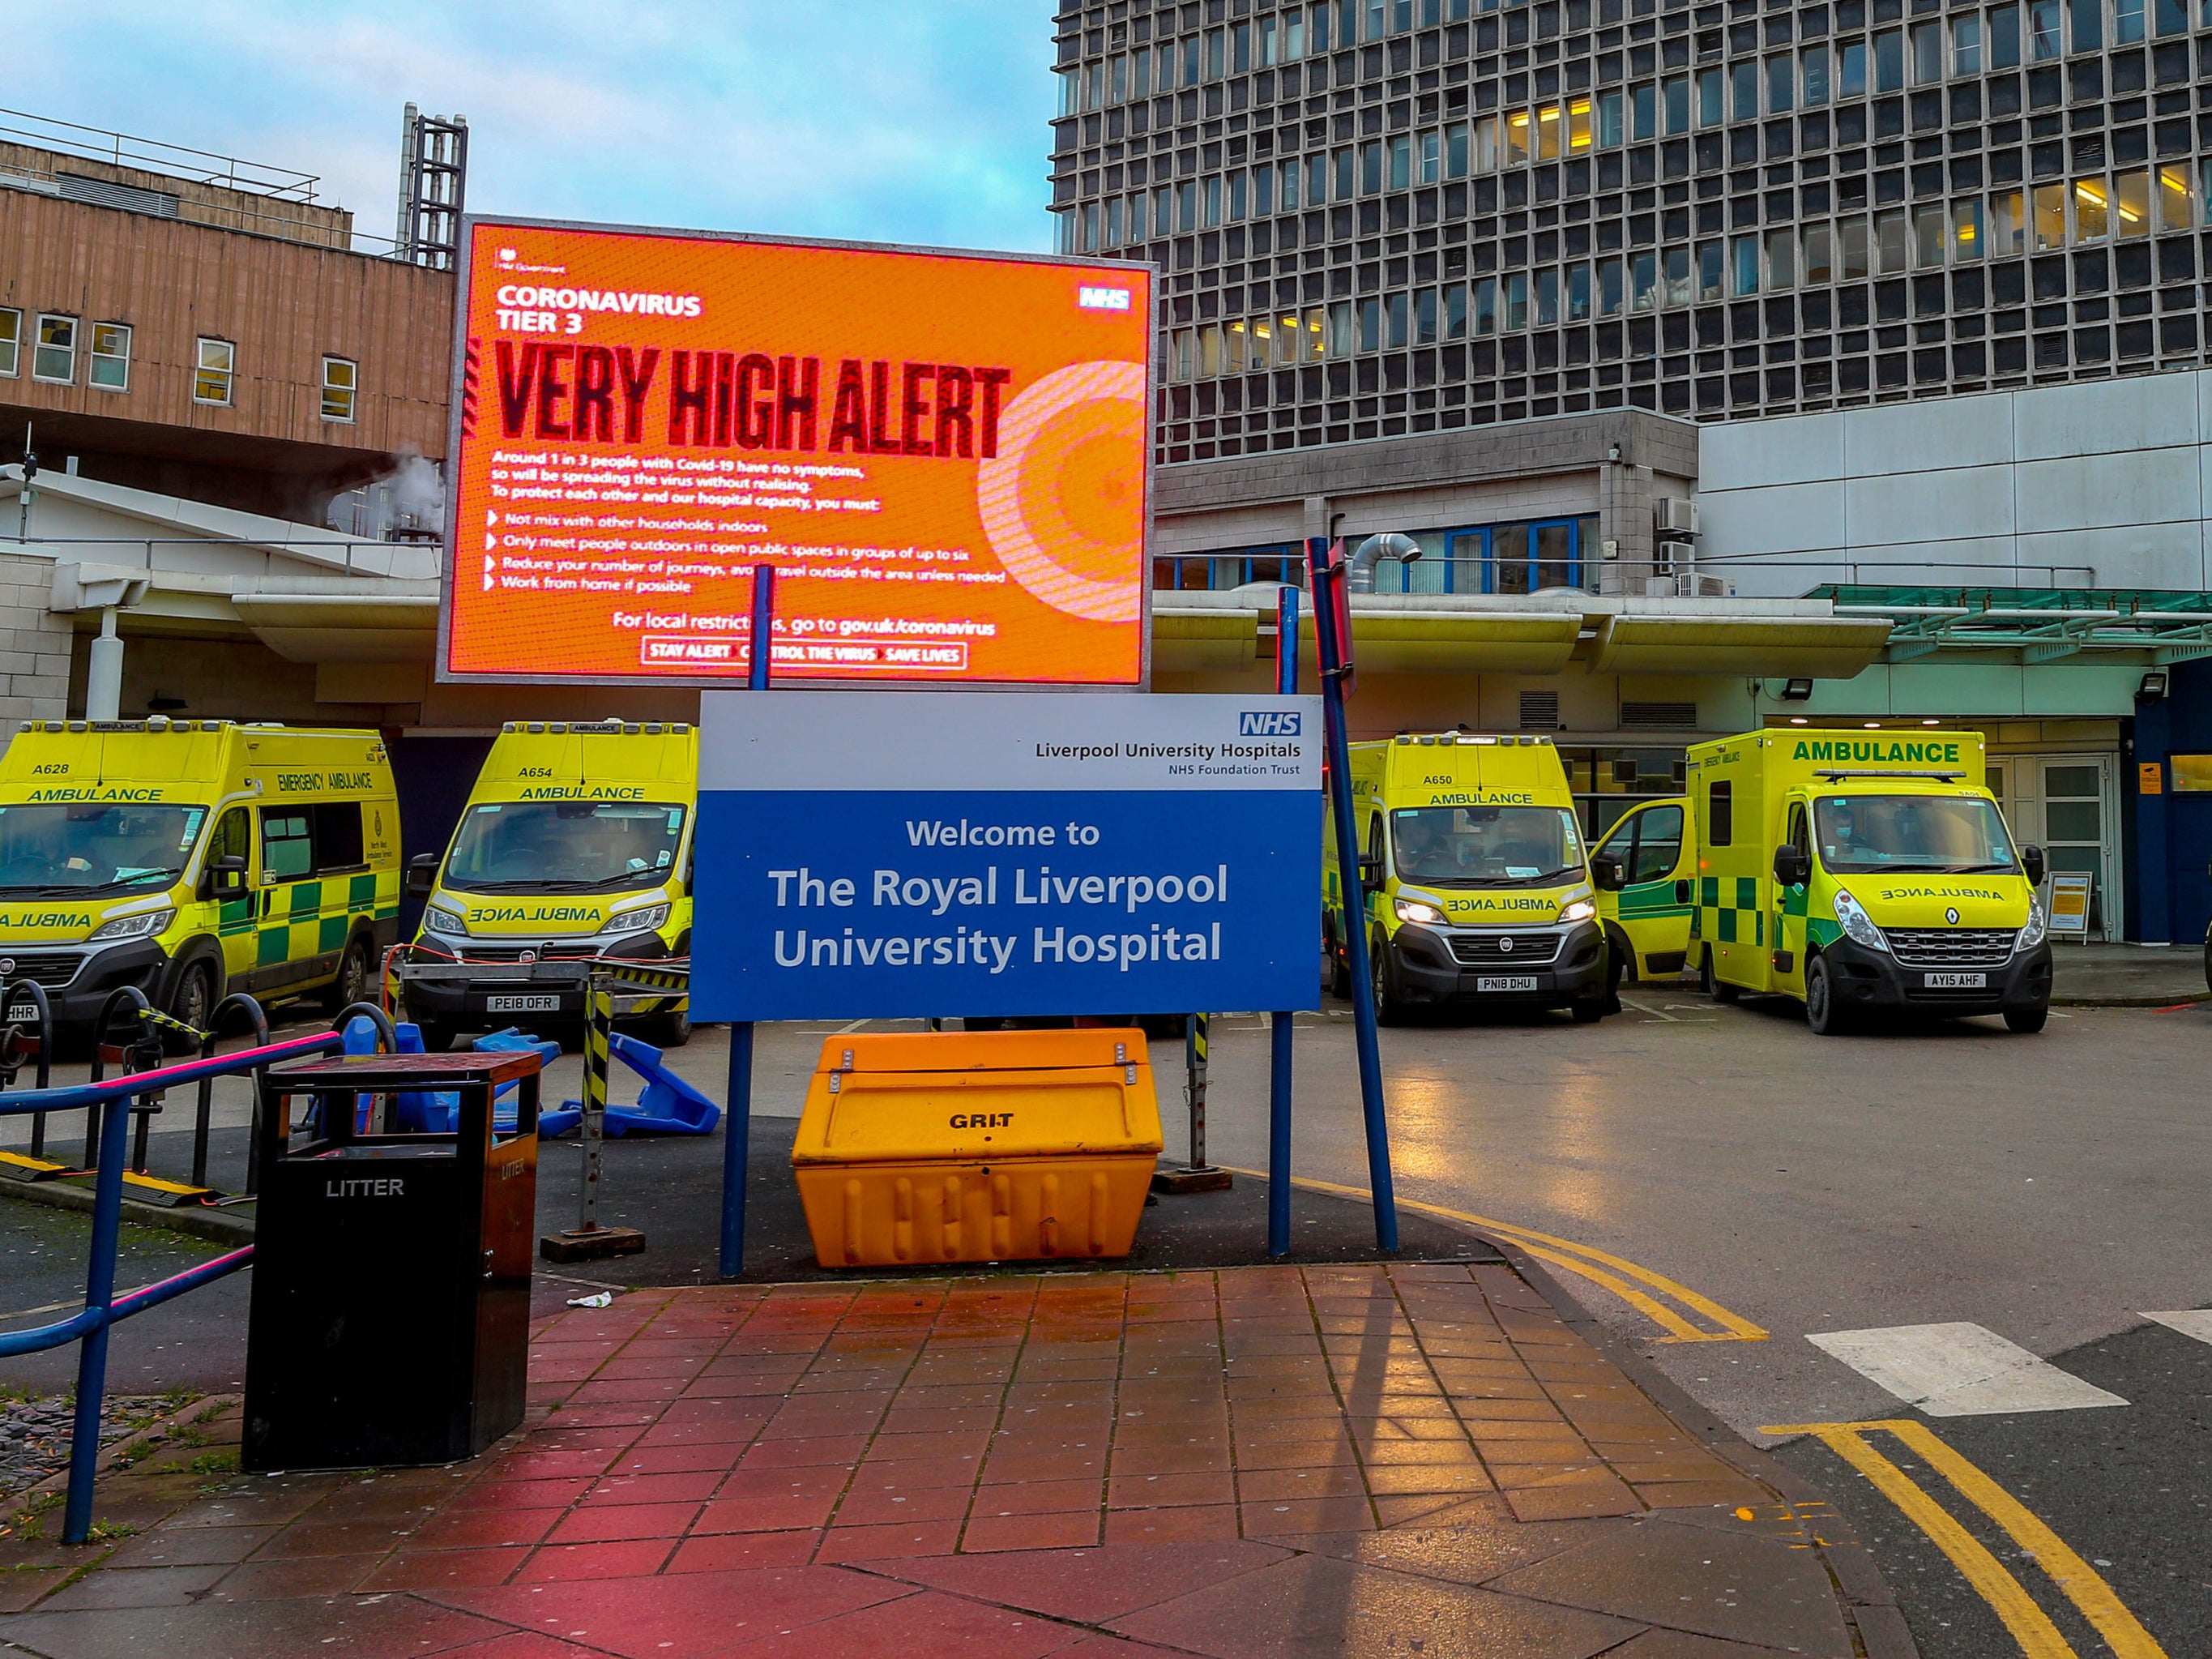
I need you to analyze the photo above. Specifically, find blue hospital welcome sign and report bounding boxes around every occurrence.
[691,690,1323,1021]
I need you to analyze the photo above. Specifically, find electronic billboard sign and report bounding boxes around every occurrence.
[440,218,1153,687]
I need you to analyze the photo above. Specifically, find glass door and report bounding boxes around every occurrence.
[2038,755,2116,941]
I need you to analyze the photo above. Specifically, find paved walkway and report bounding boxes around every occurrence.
[2049,940,2206,1005]
[0,1263,1907,1658]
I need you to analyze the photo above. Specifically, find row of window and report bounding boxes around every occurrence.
[1152,515,1605,596]
[1157,184,2197,374]
[1065,0,2206,113]
[0,310,358,420]
[1064,0,1492,109]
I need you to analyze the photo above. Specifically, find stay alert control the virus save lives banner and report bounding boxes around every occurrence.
[442,219,1152,686]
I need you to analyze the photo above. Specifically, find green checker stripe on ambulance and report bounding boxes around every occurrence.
[348,874,378,907]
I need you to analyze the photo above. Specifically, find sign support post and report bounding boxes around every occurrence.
[1269,584,1300,1259]
[718,565,775,1281]
[1306,537,1398,1252]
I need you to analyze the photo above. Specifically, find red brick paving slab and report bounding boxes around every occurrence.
[435,1566,909,1652]
[0,1597,514,1658]
[661,1529,822,1572]
[715,1587,1078,1659]
[1110,1550,1642,1659]
[878,1538,1292,1623]
[1482,1520,1857,1657]
[516,1539,677,1580]
[359,1546,534,1591]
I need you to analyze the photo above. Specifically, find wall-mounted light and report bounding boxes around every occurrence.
[1780,677,1815,701]
[2137,669,2169,703]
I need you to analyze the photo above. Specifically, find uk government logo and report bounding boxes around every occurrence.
[1238,712,1301,737]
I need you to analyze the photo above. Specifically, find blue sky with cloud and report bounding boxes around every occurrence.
[12,1,1056,252]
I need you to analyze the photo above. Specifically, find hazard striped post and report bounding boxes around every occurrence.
[576,983,613,1235]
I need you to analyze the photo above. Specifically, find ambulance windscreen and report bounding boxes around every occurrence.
[1390,806,1585,887]
[0,803,209,896]
[443,802,687,893]
[1813,796,2016,876]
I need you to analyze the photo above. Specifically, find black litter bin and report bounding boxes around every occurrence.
[243,1050,540,1473]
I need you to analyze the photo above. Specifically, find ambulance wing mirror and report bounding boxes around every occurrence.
[404,853,441,897]
[202,856,247,900]
[1591,854,1625,891]
[2021,844,2046,887]
[1771,845,1810,889]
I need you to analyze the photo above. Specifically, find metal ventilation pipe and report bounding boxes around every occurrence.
[1346,532,1422,592]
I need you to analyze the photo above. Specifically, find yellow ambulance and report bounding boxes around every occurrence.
[1685,728,2051,1034]
[1592,794,1694,989]
[1323,732,1621,1023]
[405,720,694,1049]
[0,719,399,1034]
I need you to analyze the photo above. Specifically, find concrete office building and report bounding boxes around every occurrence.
[1051,2,2212,945]
[1050,0,2212,447]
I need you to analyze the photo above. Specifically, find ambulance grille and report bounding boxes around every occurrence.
[0,953,82,987]
[1448,934,1564,966]
[455,944,602,963]
[1887,929,2016,967]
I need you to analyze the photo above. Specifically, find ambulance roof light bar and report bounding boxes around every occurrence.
[1812,768,1967,781]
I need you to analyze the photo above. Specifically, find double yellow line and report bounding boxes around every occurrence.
[1233,1171,1768,1344]
[1763,1418,2167,1659]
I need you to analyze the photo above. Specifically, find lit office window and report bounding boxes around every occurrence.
[88,323,130,391]
[32,314,75,383]
[322,356,358,422]
[194,337,235,404]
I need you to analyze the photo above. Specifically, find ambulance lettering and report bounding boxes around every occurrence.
[1791,739,1963,763]
[24,786,165,802]
[465,904,604,924]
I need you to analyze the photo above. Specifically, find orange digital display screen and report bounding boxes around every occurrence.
[444,220,1151,686]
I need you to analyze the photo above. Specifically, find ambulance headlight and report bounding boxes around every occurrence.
[88,908,173,943]
[2017,899,2047,951]
[1832,889,1888,951]
[599,903,670,937]
[1557,898,1597,925]
[1394,896,1447,926]
[423,904,468,938]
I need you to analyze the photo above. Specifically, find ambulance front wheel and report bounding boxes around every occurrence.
[164,958,217,1053]
[1369,932,1410,1025]
[1804,955,1851,1036]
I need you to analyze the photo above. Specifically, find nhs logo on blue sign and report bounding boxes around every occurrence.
[1239,711,1302,736]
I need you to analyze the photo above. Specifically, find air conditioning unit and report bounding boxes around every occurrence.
[1689,573,1733,598]
[1655,498,1699,536]
[1643,575,1678,596]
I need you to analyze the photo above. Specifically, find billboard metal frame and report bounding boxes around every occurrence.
[438,212,1159,693]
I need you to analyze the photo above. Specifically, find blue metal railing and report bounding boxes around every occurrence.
[0,1001,351,1545]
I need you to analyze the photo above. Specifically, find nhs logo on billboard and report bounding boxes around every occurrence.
[1239,711,1302,737]
[1078,286,1133,310]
